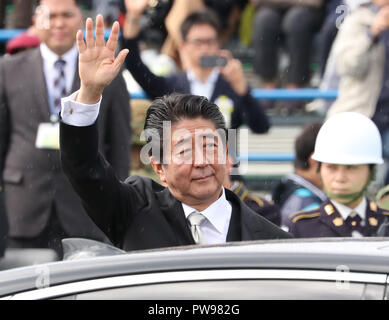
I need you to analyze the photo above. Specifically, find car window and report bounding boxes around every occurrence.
[57,280,385,300]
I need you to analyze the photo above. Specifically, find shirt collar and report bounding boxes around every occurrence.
[40,42,78,66]
[332,198,367,221]
[186,68,219,85]
[182,187,230,234]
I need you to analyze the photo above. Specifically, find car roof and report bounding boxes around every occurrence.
[1,237,389,297]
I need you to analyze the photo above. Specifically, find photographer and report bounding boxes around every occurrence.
[122,0,270,134]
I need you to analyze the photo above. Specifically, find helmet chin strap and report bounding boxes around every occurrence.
[323,166,376,207]
[325,189,365,206]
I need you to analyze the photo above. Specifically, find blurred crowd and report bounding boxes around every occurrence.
[1,0,389,265]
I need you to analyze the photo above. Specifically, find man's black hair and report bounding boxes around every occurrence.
[35,0,85,11]
[144,93,227,163]
[294,122,322,170]
[180,9,222,41]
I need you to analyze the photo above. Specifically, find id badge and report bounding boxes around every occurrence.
[35,122,60,150]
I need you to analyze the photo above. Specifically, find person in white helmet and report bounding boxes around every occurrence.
[287,112,389,238]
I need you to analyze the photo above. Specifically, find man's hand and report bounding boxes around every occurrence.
[370,6,389,38]
[125,0,149,18]
[219,50,248,96]
[77,15,129,104]
[123,0,149,39]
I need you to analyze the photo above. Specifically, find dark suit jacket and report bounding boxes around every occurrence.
[288,198,389,238]
[0,47,131,239]
[122,38,270,134]
[60,122,291,251]
[0,188,7,257]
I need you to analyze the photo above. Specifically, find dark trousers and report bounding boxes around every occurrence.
[372,99,389,185]
[317,0,343,75]
[7,204,68,259]
[252,6,324,85]
[0,0,9,28]
[317,11,339,76]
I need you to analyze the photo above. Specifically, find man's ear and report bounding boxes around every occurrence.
[150,157,167,184]
[308,153,318,170]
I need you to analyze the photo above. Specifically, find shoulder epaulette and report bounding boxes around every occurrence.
[381,210,389,216]
[246,194,264,207]
[289,209,320,224]
[371,201,389,216]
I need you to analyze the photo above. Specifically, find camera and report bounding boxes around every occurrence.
[200,55,228,68]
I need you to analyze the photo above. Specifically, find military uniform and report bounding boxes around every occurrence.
[272,173,327,228]
[287,198,389,238]
[232,182,281,226]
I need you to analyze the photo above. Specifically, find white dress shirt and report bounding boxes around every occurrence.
[187,69,219,100]
[40,43,78,115]
[182,187,232,245]
[61,90,101,127]
[331,198,367,224]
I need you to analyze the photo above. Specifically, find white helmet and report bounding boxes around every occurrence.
[312,112,383,165]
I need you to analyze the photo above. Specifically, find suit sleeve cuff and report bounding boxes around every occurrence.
[60,90,102,127]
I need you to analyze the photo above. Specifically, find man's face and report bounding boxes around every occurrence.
[152,117,227,210]
[35,0,83,55]
[181,24,220,69]
[320,163,370,205]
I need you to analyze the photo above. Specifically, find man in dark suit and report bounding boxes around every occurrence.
[60,16,290,251]
[122,0,270,134]
[0,0,131,256]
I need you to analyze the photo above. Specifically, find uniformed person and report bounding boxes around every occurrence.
[224,157,282,226]
[287,112,389,238]
[229,181,281,226]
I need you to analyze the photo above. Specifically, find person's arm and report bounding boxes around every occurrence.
[333,8,387,79]
[121,37,174,99]
[121,0,173,98]
[100,72,131,181]
[236,90,270,134]
[60,15,133,244]
[219,51,270,133]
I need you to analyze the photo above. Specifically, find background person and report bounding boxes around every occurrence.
[326,0,389,185]
[0,0,131,257]
[272,122,326,228]
[224,158,281,226]
[288,112,389,238]
[250,0,325,111]
[122,0,270,135]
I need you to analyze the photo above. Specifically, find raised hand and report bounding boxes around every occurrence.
[77,15,129,104]
[219,50,248,96]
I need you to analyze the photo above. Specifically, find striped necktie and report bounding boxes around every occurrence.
[52,59,67,116]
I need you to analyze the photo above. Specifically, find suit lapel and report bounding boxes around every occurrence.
[209,74,223,102]
[158,188,195,245]
[225,189,261,241]
[226,199,241,241]
[29,49,51,121]
[71,58,80,93]
[318,200,350,237]
[180,73,192,93]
